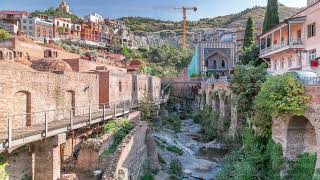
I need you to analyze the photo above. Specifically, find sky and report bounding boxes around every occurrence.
[1,0,306,21]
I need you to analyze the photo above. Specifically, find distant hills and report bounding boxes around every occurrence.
[120,4,301,33]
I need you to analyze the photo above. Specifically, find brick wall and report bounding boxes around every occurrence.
[0,67,99,129]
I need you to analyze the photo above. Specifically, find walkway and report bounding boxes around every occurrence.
[0,98,167,153]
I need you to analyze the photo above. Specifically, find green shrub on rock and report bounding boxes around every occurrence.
[285,153,316,180]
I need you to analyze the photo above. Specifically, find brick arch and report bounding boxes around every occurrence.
[14,91,32,127]
[224,95,232,121]
[213,92,220,113]
[285,115,317,161]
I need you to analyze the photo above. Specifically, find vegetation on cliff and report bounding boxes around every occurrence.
[30,7,83,22]
[121,45,193,77]
[120,5,299,33]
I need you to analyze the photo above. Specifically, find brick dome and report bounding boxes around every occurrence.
[31,58,72,72]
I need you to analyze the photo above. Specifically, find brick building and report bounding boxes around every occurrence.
[0,10,28,34]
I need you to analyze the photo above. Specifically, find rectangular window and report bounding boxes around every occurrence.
[307,23,316,38]
[23,26,27,30]
[309,49,317,61]
[23,20,26,23]
[57,21,60,26]
[29,26,32,30]
[274,60,277,70]
[119,81,122,92]
[280,59,284,69]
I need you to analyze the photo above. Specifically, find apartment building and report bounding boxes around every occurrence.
[259,1,320,75]
[0,11,28,34]
[20,17,53,40]
[52,17,81,40]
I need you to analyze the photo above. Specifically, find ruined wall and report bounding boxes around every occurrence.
[0,65,99,129]
[109,72,133,103]
[272,86,320,168]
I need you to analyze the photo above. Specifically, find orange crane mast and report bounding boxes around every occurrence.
[174,7,197,49]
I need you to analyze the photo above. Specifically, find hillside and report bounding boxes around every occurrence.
[120,4,301,33]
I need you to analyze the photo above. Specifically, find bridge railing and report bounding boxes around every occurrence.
[2,98,168,150]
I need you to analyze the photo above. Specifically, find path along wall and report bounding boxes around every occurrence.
[0,64,99,129]
[272,86,320,168]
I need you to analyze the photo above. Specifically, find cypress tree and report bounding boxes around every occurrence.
[263,0,280,32]
[243,17,256,49]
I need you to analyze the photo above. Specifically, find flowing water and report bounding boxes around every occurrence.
[154,116,228,180]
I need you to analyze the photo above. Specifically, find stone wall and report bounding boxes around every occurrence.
[0,66,99,129]
[5,147,32,180]
[272,86,320,168]
[101,120,148,180]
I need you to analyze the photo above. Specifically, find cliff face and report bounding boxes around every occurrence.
[130,4,301,48]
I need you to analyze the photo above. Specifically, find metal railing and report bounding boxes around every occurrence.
[261,38,304,55]
[300,77,320,86]
[2,97,168,151]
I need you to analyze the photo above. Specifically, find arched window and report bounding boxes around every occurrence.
[221,60,225,68]
[0,51,3,60]
[15,91,31,127]
[213,60,217,69]
[119,81,122,92]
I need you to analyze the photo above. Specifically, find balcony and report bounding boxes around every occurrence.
[260,38,304,57]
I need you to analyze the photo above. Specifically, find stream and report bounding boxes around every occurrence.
[154,111,229,180]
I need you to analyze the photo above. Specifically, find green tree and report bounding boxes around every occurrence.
[230,64,267,117]
[253,74,309,137]
[263,0,280,32]
[243,17,255,50]
[0,29,12,41]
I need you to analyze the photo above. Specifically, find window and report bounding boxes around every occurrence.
[288,57,292,68]
[307,23,316,38]
[29,26,32,30]
[57,21,60,26]
[29,20,32,24]
[119,81,122,92]
[133,82,136,92]
[280,59,284,69]
[274,60,277,70]
[23,26,27,30]
[309,49,317,61]
[23,20,26,23]
[37,27,40,32]
[221,60,225,68]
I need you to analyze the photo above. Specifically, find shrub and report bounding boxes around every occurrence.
[0,156,8,180]
[102,120,134,155]
[193,106,219,141]
[285,153,316,180]
[0,29,12,41]
[265,139,283,179]
[253,74,309,137]
[167,115,181,132]
[166,145,183,156]
[169,160,183,179]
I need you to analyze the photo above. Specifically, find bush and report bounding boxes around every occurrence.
[102,120,134,155]
[285,153,316,180]
[253,74,309,137]
[0,29,12,41]
[193,106,219,141]
[167,115,181,132]
[166,145,183,156]
[265,139,283,179]
[169,160,183,179]
[0,156,8,180]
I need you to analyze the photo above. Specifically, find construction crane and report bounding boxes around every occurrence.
[174,7,197,49]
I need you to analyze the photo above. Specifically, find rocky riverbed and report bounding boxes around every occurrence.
[154,115,228,180]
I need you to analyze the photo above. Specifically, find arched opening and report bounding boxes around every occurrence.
[8,52,13,61]
[14,91,31,127]
[286,116,317,160]
[214,93,220,114]
[213,60,217,69]
[0,51,3,60]
[205,59,209,67]
[221,60,226,68]
[67,90,76,116]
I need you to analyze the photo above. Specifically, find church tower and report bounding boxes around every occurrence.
[58,0,70,14]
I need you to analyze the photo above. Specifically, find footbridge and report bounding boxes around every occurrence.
[0,97,168,153]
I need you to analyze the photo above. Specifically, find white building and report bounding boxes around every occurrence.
[84,13,104,24]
